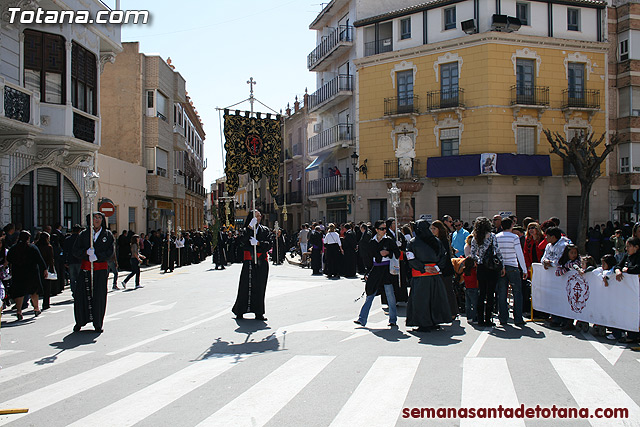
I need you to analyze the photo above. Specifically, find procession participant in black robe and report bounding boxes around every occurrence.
[150,230,162,264]
[161,233,176,273]
[382,217,408,304]
[354,220,401,327]
[72,212,114,333]
[232,210,272,320]
[358,223,373,275]
[341,223,358,278]
[405,219,452,332]
[308,225,324,275]
[226,231,237,263]
[213,230,227,270]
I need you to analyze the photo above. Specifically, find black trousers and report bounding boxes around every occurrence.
[123,258,140,286]
[477,264,499,324]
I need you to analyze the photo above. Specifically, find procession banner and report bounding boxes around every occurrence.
[532,263,640,331]
[223,110,281,198]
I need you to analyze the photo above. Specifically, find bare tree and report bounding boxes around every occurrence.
[543,130,619,252]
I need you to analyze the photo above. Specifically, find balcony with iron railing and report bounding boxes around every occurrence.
[384,96,419,116]
[275,191,303,205]
[72,110,97,143]
[308,74,353,113]
[364,38,393,57]
[384,159,422,179]
[0,79,40,131]
[308,123,353,155]
[510,85,550,107]
[561,89,600,110]
[307,174,354,197]
[427,88,465,110]
[308,25,354,71]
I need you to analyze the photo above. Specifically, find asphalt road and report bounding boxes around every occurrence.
[0,258,639,426]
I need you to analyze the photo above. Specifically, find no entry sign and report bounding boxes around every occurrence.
[99,201,115,217]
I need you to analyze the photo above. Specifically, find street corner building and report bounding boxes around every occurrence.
[302,0,629,235]
[0,0,122,230]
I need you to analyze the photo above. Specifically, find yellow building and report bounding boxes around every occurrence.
[352,0,610,239]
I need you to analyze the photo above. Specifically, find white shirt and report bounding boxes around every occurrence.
[323,231,341,246]
[541,236,571,267]
[93,228,102,242]
[496,230,527,270]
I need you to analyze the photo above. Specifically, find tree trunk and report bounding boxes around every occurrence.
[576,180,593,254]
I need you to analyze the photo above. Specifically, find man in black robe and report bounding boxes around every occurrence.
[358,223,373,276]
[232,210,272,320]
[72,212,114,333]
[308,225,324,275]
[341,223,358,278]
[384,217,409,303]
[161,233,176,272]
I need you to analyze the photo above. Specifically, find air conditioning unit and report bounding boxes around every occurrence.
[313,123,323,133]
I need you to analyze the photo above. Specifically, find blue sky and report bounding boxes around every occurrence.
[113,0,319,187]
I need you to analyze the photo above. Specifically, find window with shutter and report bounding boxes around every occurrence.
[24,30,65,104]
[517,126,536,155]
[71,42,97,114]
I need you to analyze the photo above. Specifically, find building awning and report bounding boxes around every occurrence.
[426,154,552,178]
[306,151,333,171]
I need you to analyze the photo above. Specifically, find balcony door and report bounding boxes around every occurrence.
[440,62,459,107]
[568,62,585,103]
[516,59,535,103]
[397,70,414,113]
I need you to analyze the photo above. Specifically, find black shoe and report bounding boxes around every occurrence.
[94,327,103,333]
[415,327,430,332]
[235,314,244,320]
[388,322,397,327]
[34,310,41,317]
[353,320,363,326]
[515,322,525,327]
[256,315,267,321]
[73,324,81,332]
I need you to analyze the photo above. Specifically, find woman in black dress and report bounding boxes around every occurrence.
[431,220,459,319]
[35,232,55,311]
[405,220,452,331]
[7,231,47,320]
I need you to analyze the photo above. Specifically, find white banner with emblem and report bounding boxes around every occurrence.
[532,263,640,331]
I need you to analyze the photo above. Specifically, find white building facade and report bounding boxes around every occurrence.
[0,0,122,230]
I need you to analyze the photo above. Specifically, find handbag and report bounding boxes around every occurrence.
[46,268,58,281]
[482,240,503,271]
[389,255,400,275]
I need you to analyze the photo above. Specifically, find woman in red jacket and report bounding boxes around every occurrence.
[524,222,544,277]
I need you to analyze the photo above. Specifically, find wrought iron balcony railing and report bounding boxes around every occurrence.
[510,85,550,106]
[427,88,465,110]
[73,112,96,143]
[384,159,422,179]
[364,38,393,57]
[561,89,600,109]
[4,85,30,123]
[384,96,419,116]
[308,25,354,69]
[307,175,353,196]
[308,123,353,153]
[308,75,353,111]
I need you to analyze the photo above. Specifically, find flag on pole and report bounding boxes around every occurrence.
[223,110,281,198]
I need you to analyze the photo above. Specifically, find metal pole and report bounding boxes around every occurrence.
[248,77,257,262]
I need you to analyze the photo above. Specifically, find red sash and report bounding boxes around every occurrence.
[81,261,108,271]
[244,251,265,261]
[411,263,439,277]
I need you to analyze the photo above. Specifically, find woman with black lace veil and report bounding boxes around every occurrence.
[405,219,452,332]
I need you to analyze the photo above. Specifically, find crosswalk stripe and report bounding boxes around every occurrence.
[461,358,524,426]
[330,356,420,427]
[68,354,244,427]
[0,350,93,386]
[197,355,335,427]
[0,352,168,425]
[551,358,640,426]
[0,350,22,357]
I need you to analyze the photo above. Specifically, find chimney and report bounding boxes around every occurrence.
[294,96,300,113]
[303,88,309,110]
[285,102,291,116]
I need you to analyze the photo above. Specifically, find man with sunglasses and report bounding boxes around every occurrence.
[354,220,400,328]
[451,220,469,257]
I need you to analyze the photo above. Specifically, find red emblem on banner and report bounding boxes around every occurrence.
[246,134,263,156]
[566,272,590,313]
